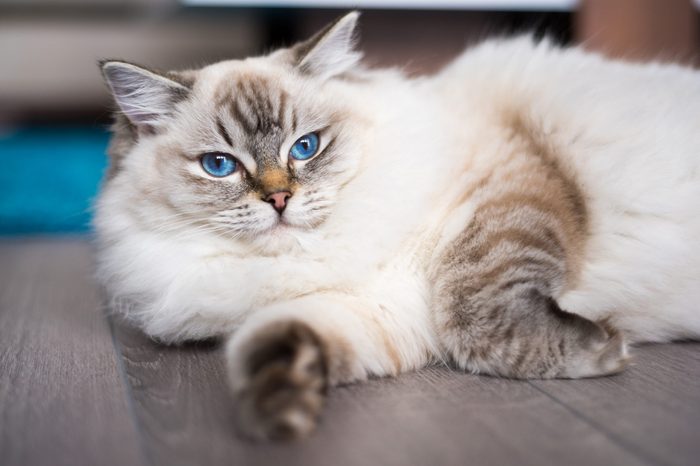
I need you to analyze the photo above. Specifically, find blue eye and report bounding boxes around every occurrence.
[201,152,237,177]
[289,132,320,161]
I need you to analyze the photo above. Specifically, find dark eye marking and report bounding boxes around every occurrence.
[216,117,234,147]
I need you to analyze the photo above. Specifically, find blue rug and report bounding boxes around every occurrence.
[0,126,110,234]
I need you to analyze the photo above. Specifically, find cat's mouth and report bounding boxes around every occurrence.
[257,204,329,235]
[267,215,295,232]
[272,217,290,228]
[266,214,314,234]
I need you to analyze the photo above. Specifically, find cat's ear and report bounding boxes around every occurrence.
[294,11,362,80]
[100,60,190,129]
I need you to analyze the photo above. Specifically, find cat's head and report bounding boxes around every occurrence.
[99,12,367,250]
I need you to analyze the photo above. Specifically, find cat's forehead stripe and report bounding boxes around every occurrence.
[230,95,257,135]
[216,74,295,139]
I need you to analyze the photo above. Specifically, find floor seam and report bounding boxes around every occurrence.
[527,381,664,466]
[105,307,155,466]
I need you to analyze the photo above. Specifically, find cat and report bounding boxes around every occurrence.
[96,11,700,440]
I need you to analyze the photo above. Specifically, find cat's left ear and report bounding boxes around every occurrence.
[294,11,362,80]
[100,60,190,130]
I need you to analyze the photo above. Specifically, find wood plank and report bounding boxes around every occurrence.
[531,342,700,466]
[114,316,645,466]
[0,239,146,466]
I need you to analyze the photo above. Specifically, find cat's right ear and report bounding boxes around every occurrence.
[99,60,190,130]
[292,11,362,80]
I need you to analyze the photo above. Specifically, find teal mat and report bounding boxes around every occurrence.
[0,126,109,234]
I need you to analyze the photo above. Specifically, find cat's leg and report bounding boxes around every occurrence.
[434,281,628,379]
[432,192,630,379]
[226,293,433,440]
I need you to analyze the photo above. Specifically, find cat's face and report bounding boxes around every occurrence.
[101,13,364,249]
[137,58,362,242]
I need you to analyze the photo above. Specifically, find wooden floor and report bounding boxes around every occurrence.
[1,238,699,466]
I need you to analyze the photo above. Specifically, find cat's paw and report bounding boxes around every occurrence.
[228,320,328,441]
[561,323,631,378]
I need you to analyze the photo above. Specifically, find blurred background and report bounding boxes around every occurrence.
[1,0,698,235]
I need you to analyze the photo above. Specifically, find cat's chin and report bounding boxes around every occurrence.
[267,212,325,234]
[246,219,313,255]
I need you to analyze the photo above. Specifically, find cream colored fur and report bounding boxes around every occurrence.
[96,24,700,394]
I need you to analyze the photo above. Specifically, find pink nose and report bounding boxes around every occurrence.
[265,191,292,214]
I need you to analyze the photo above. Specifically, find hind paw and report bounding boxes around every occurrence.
[562,325,631,378]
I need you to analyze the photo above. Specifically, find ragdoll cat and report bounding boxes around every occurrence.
[96,12,700,440]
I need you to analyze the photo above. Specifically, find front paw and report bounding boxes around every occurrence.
[228,321,328,441]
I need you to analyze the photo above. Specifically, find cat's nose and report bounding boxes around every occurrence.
[265,191,292,214]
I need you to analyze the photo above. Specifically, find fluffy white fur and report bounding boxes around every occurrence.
[96,30,700,390]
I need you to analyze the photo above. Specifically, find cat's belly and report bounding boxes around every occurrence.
[557,204,700,343]
[555,114,700,342]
